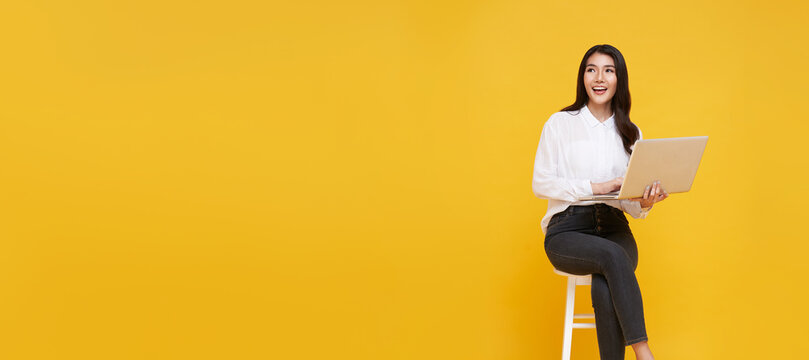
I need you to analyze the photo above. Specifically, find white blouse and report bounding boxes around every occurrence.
[532,105,649,234]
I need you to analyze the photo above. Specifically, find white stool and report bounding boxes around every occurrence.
[554,269,596,360]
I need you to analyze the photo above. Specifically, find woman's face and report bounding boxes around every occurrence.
[583,52,617,106]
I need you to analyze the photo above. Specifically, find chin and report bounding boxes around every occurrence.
[588,96,613,105]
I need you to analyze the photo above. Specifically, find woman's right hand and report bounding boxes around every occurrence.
[591,177,624,195]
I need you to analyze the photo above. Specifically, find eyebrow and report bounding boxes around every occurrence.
[586,64,615,68]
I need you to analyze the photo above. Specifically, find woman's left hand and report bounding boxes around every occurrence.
[630,181,668,209]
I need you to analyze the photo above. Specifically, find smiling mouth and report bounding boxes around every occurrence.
[592,87,607,95]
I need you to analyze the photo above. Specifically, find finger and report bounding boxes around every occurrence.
[643,185,650,200]
[650,183,657,199]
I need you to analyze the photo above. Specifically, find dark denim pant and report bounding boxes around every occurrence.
[544,203,648,360]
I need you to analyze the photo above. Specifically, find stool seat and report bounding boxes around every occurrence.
[553,269,592,285]
[554,268,596,360]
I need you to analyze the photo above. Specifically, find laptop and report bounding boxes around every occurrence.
[579,136,708,201]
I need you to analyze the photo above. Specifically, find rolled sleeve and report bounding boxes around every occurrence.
[620,199,651,219]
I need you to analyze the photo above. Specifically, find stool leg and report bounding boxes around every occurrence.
[562,276,575,360]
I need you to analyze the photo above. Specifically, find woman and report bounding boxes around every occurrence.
[532,44,667,360]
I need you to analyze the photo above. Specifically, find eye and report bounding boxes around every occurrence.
[586,68,595,72]
[606,69,614,73]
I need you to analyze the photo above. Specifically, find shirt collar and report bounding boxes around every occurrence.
[581,104,615,128]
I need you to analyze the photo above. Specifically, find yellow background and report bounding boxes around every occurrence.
[1,1,807,359]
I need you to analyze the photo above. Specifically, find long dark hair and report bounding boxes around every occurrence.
[562,44,639,155]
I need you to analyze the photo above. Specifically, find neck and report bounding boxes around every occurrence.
[587,101,613,122]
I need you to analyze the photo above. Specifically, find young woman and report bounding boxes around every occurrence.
[532,44,668,360]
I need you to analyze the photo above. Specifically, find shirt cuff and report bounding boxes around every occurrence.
[573,179,593,199]
[620,199,649,219]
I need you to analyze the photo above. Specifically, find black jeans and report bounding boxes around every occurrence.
[544,203,648,360]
